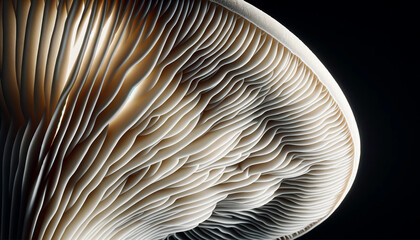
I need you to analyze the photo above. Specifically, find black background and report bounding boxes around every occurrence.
[245,1,419,239]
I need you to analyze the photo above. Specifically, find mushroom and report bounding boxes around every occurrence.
[0,0,360,239]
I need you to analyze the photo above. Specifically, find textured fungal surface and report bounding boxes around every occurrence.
[0,0,359,239]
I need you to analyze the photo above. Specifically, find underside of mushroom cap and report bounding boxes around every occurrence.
[0,0,360,239]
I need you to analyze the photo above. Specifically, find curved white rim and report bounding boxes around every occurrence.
[209,0,361,237]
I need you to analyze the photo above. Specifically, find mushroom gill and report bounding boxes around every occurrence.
[0,0,360,239]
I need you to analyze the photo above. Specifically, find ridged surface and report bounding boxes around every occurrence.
[0,0,356,239]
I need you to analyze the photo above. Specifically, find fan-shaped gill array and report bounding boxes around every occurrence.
[0,0,359,239]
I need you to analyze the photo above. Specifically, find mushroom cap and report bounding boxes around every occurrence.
[0,0,360,239]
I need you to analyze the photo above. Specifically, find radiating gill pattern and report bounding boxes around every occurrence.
[0,0,355,239]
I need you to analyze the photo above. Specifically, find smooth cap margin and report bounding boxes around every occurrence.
[209,0,361,238]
